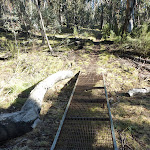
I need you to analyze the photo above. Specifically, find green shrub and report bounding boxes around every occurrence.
[109,30,122,42]
[102,24,110,39]
[73,26,78,37]
[5,40,17,57]
[114,23,150,57]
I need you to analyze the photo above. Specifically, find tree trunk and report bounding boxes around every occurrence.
[0,2,1,18]
[0,71,73,144]
[123,0,135,33]
[108,1,113,29]
[35,0,53,54]
[100,3,103,30]
[0,2,2,26]
[58,0,63,27]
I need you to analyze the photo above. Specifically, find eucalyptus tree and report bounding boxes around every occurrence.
[123,0,135,33]
[34,0,53,53]
[0,2,2,22]
[1,0,149,36]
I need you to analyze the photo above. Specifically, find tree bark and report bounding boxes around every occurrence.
[100,3,103,30]
[0,2,2,22]
[123,0,135,33]
[0,71,73,144]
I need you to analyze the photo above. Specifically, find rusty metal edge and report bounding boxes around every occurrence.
[102,73,118,150]
[50,71,80,150]
[66,117,110,121]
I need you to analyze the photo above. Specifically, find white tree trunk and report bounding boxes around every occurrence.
[0,71,73,143]
[35,0,53,53]
[123,0,135,33]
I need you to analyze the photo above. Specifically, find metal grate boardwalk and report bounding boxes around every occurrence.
[51,72,117,150]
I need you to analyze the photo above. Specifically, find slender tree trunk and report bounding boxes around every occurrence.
[58,0,63,27]
[0,2,1,18]
[113,11,119,35]
[137,3,140,25]
[100,3,103,30]
[40,28,45,44]
[109,1,113,29]
[35,0,53,54]
[29,0,33,18]
[0,2,2,26]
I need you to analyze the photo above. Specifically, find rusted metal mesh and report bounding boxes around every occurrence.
[55,72,113,150]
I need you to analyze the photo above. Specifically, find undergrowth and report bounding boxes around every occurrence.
[0,27,149,150]
[0,51,78,109]
[108,23,150,57]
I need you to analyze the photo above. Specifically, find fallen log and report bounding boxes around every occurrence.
[128,87,150,97]
[121,54,150,64]
[0,70,73,144]
[134,61,150,72]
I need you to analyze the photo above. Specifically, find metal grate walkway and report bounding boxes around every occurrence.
[50,72,118,150]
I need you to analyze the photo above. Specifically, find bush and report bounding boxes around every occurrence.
[114,23,150,57]
[73,26,78,37]
[102,24,110,39]
[4,40,20,58]
[130,24,150,56]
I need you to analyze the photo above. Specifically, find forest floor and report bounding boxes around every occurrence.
[0,31,150,150]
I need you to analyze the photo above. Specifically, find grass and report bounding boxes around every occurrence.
[0,28,149,149]
[97,50,148,92]
[0,49,75,109]
[94,43,149,149]
[112,94,150,149]
[0,30,91,109]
